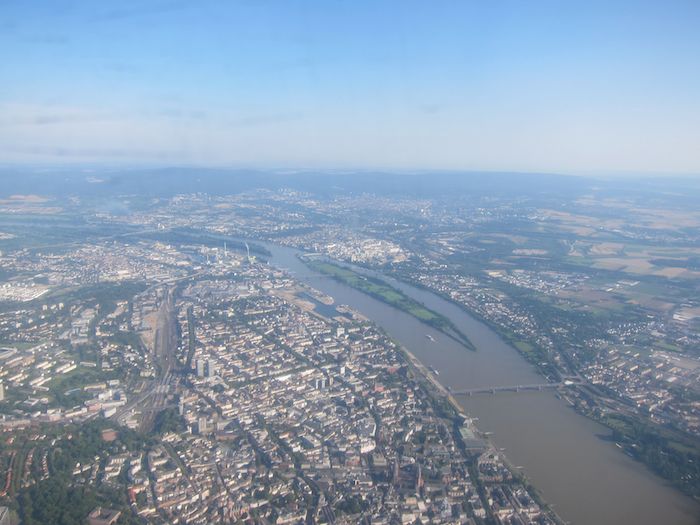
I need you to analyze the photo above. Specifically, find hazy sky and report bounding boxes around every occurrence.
[1,0,699,174]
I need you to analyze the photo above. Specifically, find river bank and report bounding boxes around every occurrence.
[376,268,700,502]
[384,327,564,524]
[303,257,475,349]
[252,239,700,525]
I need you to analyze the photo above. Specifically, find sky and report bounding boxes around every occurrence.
[1,0,699,175]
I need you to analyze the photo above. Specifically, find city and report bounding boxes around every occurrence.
[2,2,700,523]
[0,176,698,524]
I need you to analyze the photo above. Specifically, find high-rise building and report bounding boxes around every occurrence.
[415,463,423,492]
[205,359,217,378]
[0,382,5,402]
[197,416,209,434]
[195,359,206,377]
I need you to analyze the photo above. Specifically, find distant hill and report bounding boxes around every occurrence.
[1,167,698,207]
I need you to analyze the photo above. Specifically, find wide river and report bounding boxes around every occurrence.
[259,241,699,525]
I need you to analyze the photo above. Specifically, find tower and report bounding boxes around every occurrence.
[415,463,423,492]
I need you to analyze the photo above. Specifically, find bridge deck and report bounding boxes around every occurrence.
[452,378,580,396]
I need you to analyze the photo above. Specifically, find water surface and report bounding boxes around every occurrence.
[260,241,700,525]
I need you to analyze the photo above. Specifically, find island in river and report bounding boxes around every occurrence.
[304,257,475,350]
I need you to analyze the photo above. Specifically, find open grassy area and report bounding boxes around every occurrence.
[306,260,473,349]
[514,341,536,356]
[309,261,443,323]
[48,366,119,408]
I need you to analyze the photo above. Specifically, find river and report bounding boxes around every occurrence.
[258,241,700,525]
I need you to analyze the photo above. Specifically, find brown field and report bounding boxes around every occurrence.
[559,224,598,237]
[2,194,49,203]
[655,267,688,278]
[626,207,700,229]
[271,287,315,312]
[574,196,700,228]
[592,257,654,273]
[592,259,628,271]
[559,289,623,310]
[627,298,675,312]
[675,306,700,320]
[590,242,624,256]
[538,209,625,233]
[589,257,700,280]
[539,203,700,238]
[485,233,529,245]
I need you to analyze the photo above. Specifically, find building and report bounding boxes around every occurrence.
[88,507,121,525]
[101,428,118,442]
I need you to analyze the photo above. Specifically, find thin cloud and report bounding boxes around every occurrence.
[227,112,305,127]
[418,103,444,115]
[21,34,71,45]
[148,108,210,121]
[102,62,141,74]
[92,0,197,22]
[1,144,180,161]
[0,106,114,127]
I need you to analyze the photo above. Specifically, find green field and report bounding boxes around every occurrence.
[514,341,536,356]
[306,260,473,349]
[48,366,119,408]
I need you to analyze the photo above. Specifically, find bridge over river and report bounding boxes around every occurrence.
[451,377,582,396]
